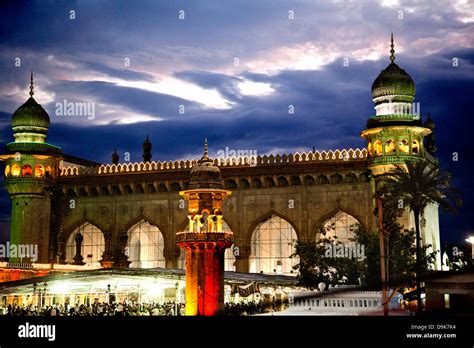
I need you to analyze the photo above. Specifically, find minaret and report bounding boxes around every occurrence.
[142,134,152,162]
[361,36,441,269]
[361,34,431,176]
[0,73,62,263]
[111,148,119,164]
[176,138,233,316]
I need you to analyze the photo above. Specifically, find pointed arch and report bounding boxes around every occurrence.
[248,212,299,276]
[121,214,167,242]
[126,220,165,268]
[63,217,107,243]
[315,208,362,243]
[65,222,105,265]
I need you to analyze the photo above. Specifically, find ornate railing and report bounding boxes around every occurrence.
[59,148,368,177]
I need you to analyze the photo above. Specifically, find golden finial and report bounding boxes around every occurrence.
[29,70,34,97]
[390,33,395,63]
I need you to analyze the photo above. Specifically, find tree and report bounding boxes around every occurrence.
[292,223,438,293]
[353,221,437,291]
[291,236,360,289]
[379,159,462,313]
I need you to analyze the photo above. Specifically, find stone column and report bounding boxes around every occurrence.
[56,232,66,264]
[164,247,180,269]
[235,245,251,273]
[100,230,114,268]
[113,231,131,268]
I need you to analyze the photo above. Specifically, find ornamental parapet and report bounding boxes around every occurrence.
[59,148,368,177]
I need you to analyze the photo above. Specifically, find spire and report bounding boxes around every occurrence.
[390,33,395,63]
[426,112,433,124]
[203,137,209,160]
[112,147,119,165]
[142,135,152,162]
[29,70,34,97]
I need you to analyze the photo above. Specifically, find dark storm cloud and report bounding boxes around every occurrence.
[44,80,205,123]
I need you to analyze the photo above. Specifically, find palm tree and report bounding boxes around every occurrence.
[380,159,462,314]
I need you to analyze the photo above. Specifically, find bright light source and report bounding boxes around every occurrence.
[51,282,69,294]
[466,236,474,244]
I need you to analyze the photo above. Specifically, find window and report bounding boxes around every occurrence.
[317,174,329,184]
[239,179,250,188]
[252,178,262,188]
[412,140,419,154]
[265,177,276,187]
[66,223,105,265]
[22,164,32,176]
[249,215,298,276]
[385,139,396,153]
[4,165,10,177]
[225,179,237,189]
[45,166,52,177]
[321,211,359,243]
[399,139,409,153]
[11,164,21,176]
[34,164,44,177]
[374,141,382,156]
[304,175,315,185]
[127,220,165,268]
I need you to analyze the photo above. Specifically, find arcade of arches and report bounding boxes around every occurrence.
[65,211,361,276]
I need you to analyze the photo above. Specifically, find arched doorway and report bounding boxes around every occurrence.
[320,210,359,243]
[249,215,298,276]
[66,223,105,266]
[178,220,236,271]
[126,220,165,268]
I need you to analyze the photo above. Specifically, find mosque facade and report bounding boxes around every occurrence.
[0,38,441,275]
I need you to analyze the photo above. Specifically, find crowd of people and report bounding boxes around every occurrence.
[224,300,269,315]
[3,301,185,316]
[2,300,277,316]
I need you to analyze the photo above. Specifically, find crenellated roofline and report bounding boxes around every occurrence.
[59,148,368,177]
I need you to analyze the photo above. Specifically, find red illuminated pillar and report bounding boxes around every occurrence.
[178,236,232,315]
[176,139,233,316]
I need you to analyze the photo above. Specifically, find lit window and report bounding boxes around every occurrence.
[22,164,32,176]
[374,141,382,156]
[412,140,419,154]
[11,164,21,176]
[399,139,409,153]
[4,165,10,177]
[45,166,52,177]
[385,139,396,153]
[34,164,44,177]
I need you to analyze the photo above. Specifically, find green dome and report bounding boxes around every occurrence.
[12,96,50,132]
[371,62,415,100]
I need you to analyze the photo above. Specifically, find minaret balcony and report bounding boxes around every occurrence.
[176,230,234,244]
